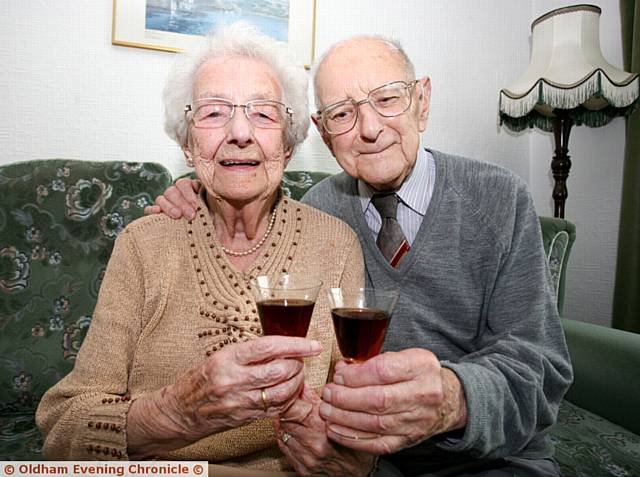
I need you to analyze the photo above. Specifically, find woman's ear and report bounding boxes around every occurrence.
[182,132,195,167]
[183,147,194,168]
[283,145,293,168]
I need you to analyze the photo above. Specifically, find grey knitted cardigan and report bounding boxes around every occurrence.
[302,149,572,462]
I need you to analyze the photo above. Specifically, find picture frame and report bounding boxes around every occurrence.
[112,0,317,67]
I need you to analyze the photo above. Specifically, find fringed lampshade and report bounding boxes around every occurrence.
[499,4,639,218]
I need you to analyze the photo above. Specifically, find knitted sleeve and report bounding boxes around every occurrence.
[35,228,146,460]
[438,184,573,458]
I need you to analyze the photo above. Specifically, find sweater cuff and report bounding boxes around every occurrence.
[79,395,133,460]
[435,362,491,455]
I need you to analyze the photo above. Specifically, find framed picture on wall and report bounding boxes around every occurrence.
[112,0,316,67]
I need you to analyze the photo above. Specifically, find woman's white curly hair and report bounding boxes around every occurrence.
[163,21,309,154]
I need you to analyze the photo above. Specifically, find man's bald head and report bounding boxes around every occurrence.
[312,36,416,110]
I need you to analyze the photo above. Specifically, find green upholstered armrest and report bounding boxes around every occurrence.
[539,216,576,315]
[561,317,640,435]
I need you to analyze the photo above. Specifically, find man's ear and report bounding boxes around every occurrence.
[417,76,432,133]
[311,113,334,155]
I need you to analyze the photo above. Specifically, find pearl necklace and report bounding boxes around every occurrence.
[220,206,277,257]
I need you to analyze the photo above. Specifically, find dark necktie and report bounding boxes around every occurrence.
[371,193,410,267]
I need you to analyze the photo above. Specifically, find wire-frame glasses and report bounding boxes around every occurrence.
[185,98,293,129]
[317,80,419,135]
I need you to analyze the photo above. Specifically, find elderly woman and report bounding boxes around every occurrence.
[36,23,371,474]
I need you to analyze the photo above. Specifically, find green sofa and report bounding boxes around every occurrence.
[1,159,639,476]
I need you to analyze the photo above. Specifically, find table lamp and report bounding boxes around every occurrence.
[499,4,639,218]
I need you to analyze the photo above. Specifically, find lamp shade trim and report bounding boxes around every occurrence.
[531,4,601,31]
[499,103,637,132]
[499,70,640,132]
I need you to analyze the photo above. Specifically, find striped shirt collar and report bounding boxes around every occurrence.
[358,144,431,216]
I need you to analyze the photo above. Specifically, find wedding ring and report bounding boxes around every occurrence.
[282,432,293,445]
[260,389,268,412]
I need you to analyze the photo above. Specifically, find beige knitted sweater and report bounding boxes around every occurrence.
[36,194,364,470]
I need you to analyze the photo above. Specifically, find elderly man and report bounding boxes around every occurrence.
[149,35,572,477]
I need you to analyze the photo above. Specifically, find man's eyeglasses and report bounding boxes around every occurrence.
[184,98,293,130]
[316,80,420,135]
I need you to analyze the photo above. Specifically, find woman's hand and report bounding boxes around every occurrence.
[127,336,322,458]
[272,384,377,477]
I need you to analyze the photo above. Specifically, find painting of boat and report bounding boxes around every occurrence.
[145,0,289,42]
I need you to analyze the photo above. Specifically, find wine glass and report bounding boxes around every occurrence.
[249,274,322,337]
[326,288,399,363]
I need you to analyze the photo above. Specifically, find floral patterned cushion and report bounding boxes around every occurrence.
[554,400,640,477]
[281,170,331,200]
[0,159,172,459]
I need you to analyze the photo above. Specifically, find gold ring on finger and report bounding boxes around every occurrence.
[260,388,268,412]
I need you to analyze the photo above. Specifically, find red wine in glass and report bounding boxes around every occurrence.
[331,307,390,362]
[250,275,322,337]
[257,298,315,337]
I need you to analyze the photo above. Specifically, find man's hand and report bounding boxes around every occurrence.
[273,384,377,477]
[144,177,200,220]
[319,348,468,455]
